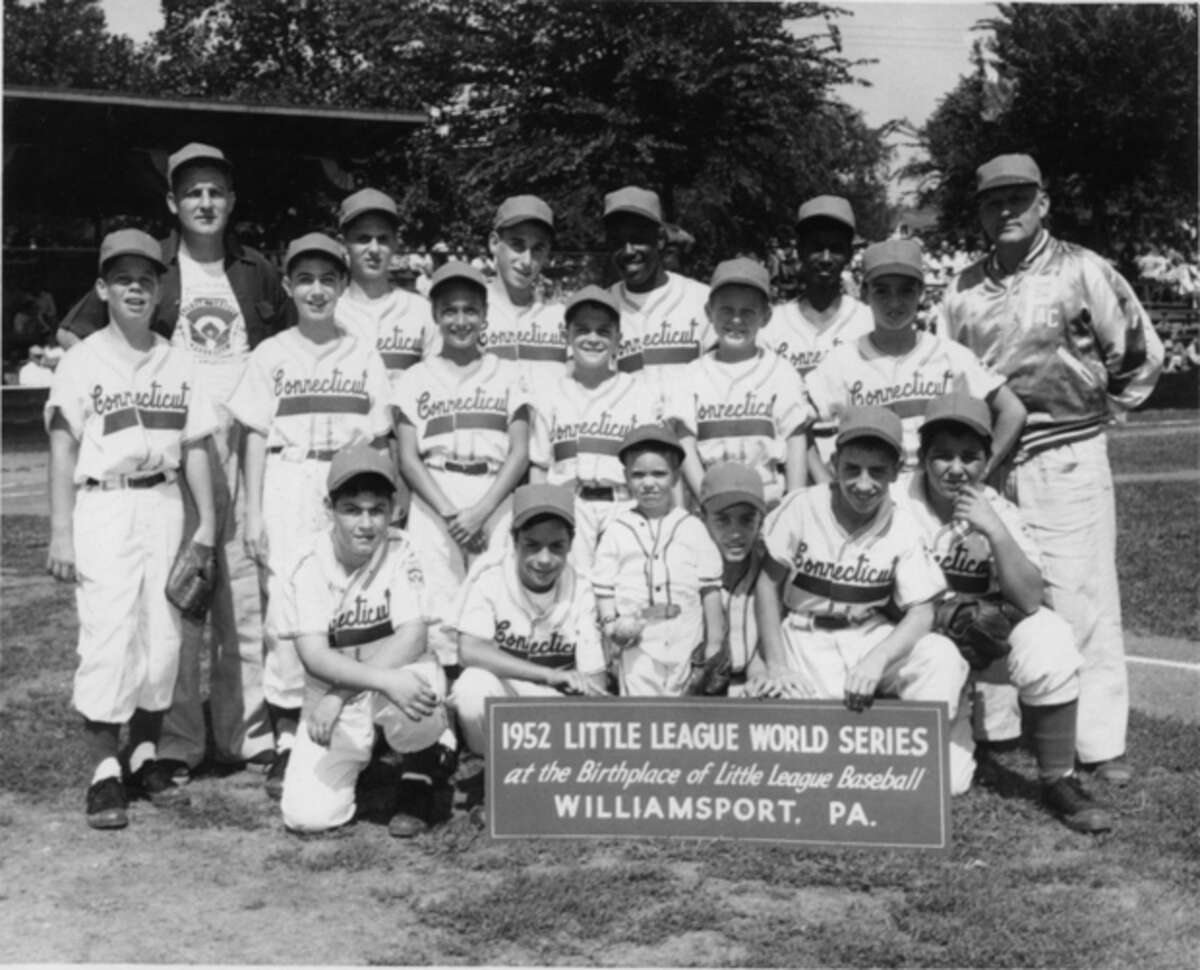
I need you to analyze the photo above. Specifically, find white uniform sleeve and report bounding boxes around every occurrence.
[528,386,552,470]
[690,518,724,590]
[182,373,222,444]
[761,491,803,567]
[775,366,815,438]
[366,352,394,440]
[591,527,621,600]
[947,342,1005,400]
[226,343,277,434]
[44,347,86,437]
[803,352,845,422]
[663,376,697,436]
[987,489,1042,572]
[572,583,606,675]
[505,362,533,423]
[280,559,328,640]
[386,542,428,629]
[891,513,947,609]
[451,562,498,642]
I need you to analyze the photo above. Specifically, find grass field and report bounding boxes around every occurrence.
[1,423,1197,967]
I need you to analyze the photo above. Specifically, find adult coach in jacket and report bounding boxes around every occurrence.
[58,143,290,778]
[940,153,1163,785]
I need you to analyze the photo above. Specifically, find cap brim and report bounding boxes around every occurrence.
[702,490,765,514]
[919,415,993,441]
[328,469,396,494]
[100,249,167,273]
[604,205,661,225]
[864,261,923,282]
[976,176,1041,196]
[512,505,575,530]
[340,205,400,229]
[836,427,902,455]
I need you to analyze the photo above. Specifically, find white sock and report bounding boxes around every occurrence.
[128,742,156,775]
[276,731,295,754]
[92,757,121,785]
[438,728,458,750]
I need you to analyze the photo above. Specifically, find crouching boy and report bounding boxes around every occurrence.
[277,443,451,837]
[753,406,975,794]
[898,393,1112,832]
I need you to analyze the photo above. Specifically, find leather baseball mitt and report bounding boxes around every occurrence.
[933,595,1015,671]
[165,539,217,620]
[684,644,732,697]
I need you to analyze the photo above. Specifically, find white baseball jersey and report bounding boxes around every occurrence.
[593,506,723,665]
[482,279,568,383]
[806,331,1005,468]
[45,325,220,482]
[277,527,434,711]
[760,294,874,378]
[897,473,1042,600]
[529,371,659,490]
[451,554,606,674]
[335,286,437,389]
[392,353,530,469]
[666,350,813,498]
[609,272,714,400]
[762,483,946,621]
[226,328,392,451]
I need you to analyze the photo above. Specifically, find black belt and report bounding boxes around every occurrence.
[811,426,837,438]
[266,447,338,460]
[810,613,855,630]
[577,484,616,501]
[442,460,491,476]
[84,473,168,490]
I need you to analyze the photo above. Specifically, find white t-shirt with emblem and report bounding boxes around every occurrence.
[172,248,249,406]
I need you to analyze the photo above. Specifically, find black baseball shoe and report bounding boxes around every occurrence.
[1043,774,1113,834]
[265,749,290,801]
[387,776,433,839]
[86,776,129,830]
[127,760,191,808]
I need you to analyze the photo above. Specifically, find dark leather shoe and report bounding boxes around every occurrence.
[86,776,129,829]
[265,749,290,800]
[128,760,191,808]
[1044,775,1113,834]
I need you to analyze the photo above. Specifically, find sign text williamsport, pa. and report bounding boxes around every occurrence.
[485,697,950,850]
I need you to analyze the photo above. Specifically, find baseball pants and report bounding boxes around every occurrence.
[160,424,273,767]
[778,614,975,794]
[450,666,563,755]
[617,645,694,698]
[971,607,1083,740]
[262,454,334,710]
[72,482,184,723]
[281,659,447,832]
[1005,434,1126,763]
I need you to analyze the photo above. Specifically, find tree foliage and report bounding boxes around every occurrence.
[906,3,1198,253]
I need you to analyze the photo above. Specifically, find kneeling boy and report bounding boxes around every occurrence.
[277,443,450,836]
[898,393,1111,831]
[753,406,975,794]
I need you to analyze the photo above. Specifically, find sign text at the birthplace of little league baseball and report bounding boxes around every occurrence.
[485,697,950,850]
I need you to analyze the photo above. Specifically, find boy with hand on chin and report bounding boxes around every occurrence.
[450,484,609,760]
[668,258,813,507]
[593,425,725,696]
[277,443,452,838]
[46,230,219,828]
[753,406,975,794]
[230,233,393,796]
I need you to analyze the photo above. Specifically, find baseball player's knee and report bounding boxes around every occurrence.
[1008,608,1082,703]
[449,667,504,751]
[899,633,970,705]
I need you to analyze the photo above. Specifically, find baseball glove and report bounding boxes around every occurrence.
[684,644,732,697]
[933,595,1015,671]
[165,539,217,620]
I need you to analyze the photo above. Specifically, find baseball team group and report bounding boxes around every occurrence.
[42,141,1164,839]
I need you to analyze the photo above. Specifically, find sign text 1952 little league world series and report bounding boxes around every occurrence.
[485,697,950,850]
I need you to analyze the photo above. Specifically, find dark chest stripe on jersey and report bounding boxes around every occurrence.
[944,570,991,595]
[552,436,623,462]
[697,418,775,440]
[138,408,187,430]
[381,350,422,370]
[424,410,508,437]
[277,394,370,417]
[518,344,568,362]
[329,619,394,649]
[791,571,892,604]
[642,345,699,366]
[102,408,139,435]
[616,353,644,373]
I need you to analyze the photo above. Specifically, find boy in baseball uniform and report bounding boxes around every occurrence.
[277,443,452,837]
[805,238,1026,477]
[335,188,437,388]
[230,233,393,796]
[483,195,567,383]
[46,230,219,828]
[604,187,714,409]
[450,484,609,759]
[528,285,660,574]
[895,393,1111,832]
[696,463,770,697]
[394,261,531,658]
[752,406,975,794]
[593,425,725,697]
[668,258,813,507]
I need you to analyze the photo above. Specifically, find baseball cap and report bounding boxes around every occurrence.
[699,462,766,514]
[618,423,685,466]
[708,257,772,302]
[835,406,904,458]
[796,195,856,233]
[98,229,167,274]
[511,483,576,531]
[564,284,620,323]
[283,232,349,274]
[494,195,554,233]
[167,142,232,184]
[429,260,488,300]
[603,186,663,225]
[862,239,924,283]
[919,393,993,442]
[327,442,396,495]
[338,188,399,230]
[975,154,1042,196]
